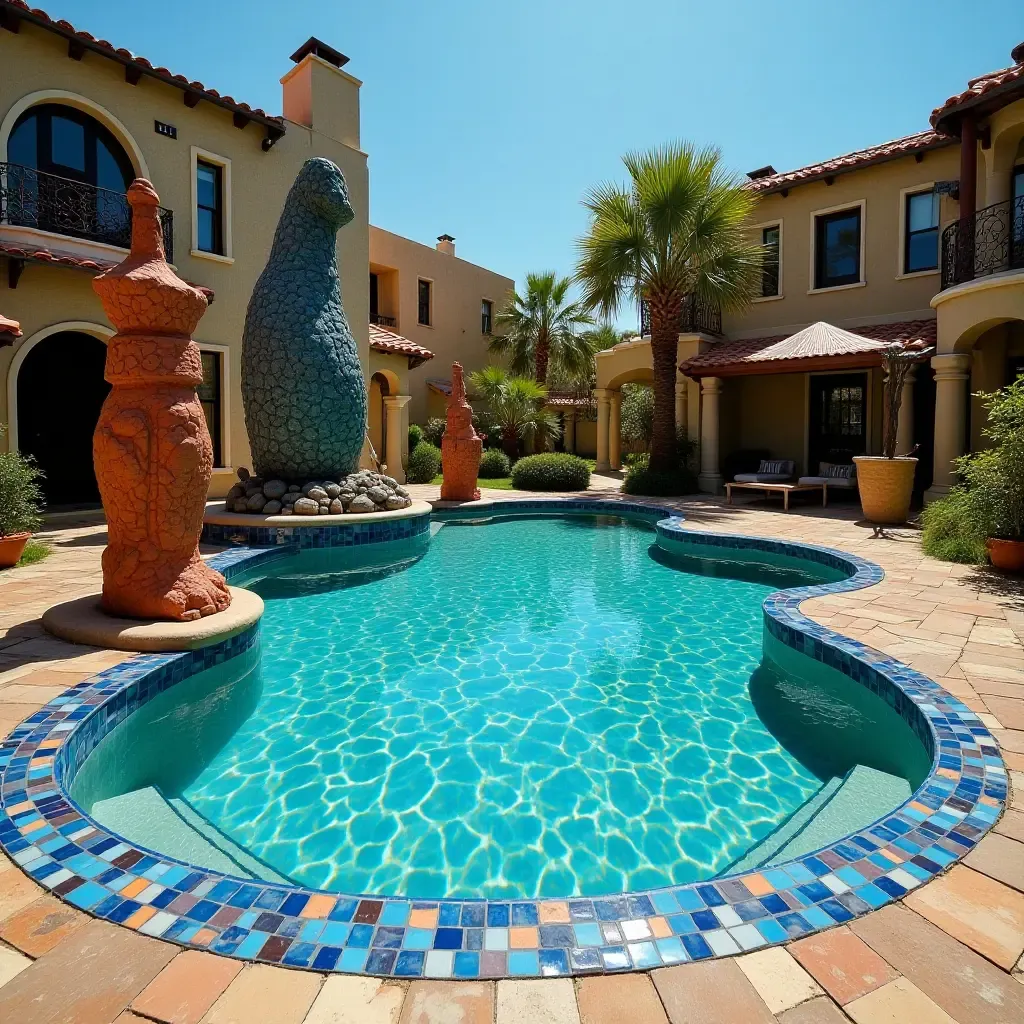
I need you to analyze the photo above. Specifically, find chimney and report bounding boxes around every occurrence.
[281,37,360,148]
[436,234,455,256]
[746,165,777,181]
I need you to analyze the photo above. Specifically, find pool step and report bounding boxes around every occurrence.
[723,765,911,874]
[91,787,291,883]
[429,521,446,538]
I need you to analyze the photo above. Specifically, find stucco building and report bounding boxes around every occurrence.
[595,40,1024,500]
[0,1,511,503]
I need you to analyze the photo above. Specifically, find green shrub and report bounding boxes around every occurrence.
[408,424,424,453]
[0,425,43,538]
[620,383,654,449]
[921,489,987,564]
[511,453,590,491]
[407,442,442,484]
[423,417,446,447]
[622,457,698,497]
[479,448,511,478]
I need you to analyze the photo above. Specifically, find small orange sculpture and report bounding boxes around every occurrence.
[440,362,482,501]
[92,179,230,621]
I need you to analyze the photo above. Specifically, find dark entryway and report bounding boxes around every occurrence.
[17,331,110,508]
[808,372,868,472]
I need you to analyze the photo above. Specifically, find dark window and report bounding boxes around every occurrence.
[761,225,780,296]
[814,207,861,289]
[1013,167,1024,268]
[196,160,223,254]
[809,372,868,470]
[370,273,379,317]
[904,189,939,274]
[481,299,493,334]
[197,352,223,466]
[418,279,432,326]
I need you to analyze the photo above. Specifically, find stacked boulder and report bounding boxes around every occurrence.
[224,468,412,515]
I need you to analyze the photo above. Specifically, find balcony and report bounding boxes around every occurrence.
[640,295,722,337]
[0,162,173,263]
[940,195,1024,290]
[370,312,397,328]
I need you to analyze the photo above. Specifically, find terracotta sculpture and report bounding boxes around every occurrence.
[440,362,482,501]
[92,179,231,621]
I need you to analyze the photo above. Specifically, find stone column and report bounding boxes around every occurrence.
[925,353,971,502]
[595,389,612,472]
[698,377,723,494]
[564,410,576,454]
[609,390,622,471]
[895,366,917,457]
[675,376,688,439]
[384,394,411,484]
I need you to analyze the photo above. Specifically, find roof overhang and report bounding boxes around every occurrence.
[683,351,898,380]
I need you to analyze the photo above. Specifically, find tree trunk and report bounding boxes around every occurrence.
[648,293,682,472]
[503,426,519,461]
[535,334,550,386]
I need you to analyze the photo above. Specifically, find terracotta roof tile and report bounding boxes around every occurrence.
[2,1,286,134]
[681,319,936,376]
[426,378,452,395]
[746,131,953,194]
[931,60,1024,131]
[369,322,435,365]
[0,241,215,302]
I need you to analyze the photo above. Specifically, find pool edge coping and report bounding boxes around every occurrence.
[0,497,1006,981]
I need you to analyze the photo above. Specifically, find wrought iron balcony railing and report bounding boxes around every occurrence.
[639,294,722,338]
[0,162,173,263]
[370,312,397,328]
[941,195,1024,290]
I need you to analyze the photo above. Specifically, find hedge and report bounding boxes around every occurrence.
[511,453,590,492]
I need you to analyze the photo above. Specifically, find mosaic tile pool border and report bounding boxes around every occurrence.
[0,499,1005,981]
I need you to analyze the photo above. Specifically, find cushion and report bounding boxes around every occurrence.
[822,462,856,480]
[799,475,857,488]
[758,459,792,475]
[734,473,793,483]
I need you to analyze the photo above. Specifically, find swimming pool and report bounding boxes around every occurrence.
[72,512,930,899]
[0,500,1004,979]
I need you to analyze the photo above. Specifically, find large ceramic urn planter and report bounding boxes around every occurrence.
[987,538,1024,573]
[853,456,917,525]
[0,532,30,569]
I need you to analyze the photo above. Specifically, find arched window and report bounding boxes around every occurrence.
[6,104,136,247]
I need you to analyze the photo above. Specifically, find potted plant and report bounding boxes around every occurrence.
[854,345,926,525]
[0,425,44,568]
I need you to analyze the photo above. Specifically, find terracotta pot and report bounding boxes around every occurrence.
[987,537,1024,572]
[0,532,30,569]
[853,456,918,525]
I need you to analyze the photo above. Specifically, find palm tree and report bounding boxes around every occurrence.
[469,367,560,460]
[490,272,594,385]
[575,143,763,472]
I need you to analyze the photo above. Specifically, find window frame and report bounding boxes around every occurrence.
[809,200,866,293]
[753,220,783,301]
[196,342,231,468]
[189,146,233,263]
[481,298,493,334]
[899,184,940,278]
[417,277,433,327]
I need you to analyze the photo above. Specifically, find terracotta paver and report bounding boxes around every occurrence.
[400,980,493,1024]
[905,864,1024,970]
[845,977,957,1024]
[200,964,323,1024]
[0,946,31,987]
[651,960,776,1024]
[964,832,1024,894]
[306,976,405,1024]
[0,893,88,957]
[0,865,43,923]
[789,925,898,1005]
[495,979,580,1024]
[131,950,243,1024]
[778,997,850,1024]
[576,973,669,1024]
[851,904,1024,1024]
[736,948,822,1014]
[994,808,1024,844]
[0,918,177,1024]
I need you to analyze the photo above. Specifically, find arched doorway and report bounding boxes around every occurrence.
[17,331,110,507]
[367,372,390,467]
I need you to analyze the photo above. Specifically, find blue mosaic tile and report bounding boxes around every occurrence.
[0,500,1005,982]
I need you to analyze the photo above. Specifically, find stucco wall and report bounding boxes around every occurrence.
[725,144,960,340]
[369,227,514,425]
[0,23,369,497]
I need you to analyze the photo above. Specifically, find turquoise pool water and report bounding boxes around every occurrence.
[72,515,930,898]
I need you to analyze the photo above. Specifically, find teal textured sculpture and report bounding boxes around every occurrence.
[241,158,367,481]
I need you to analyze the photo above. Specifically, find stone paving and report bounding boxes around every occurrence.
[1,484,1024,1022]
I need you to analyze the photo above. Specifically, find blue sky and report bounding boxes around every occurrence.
[43,0,1024,305]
